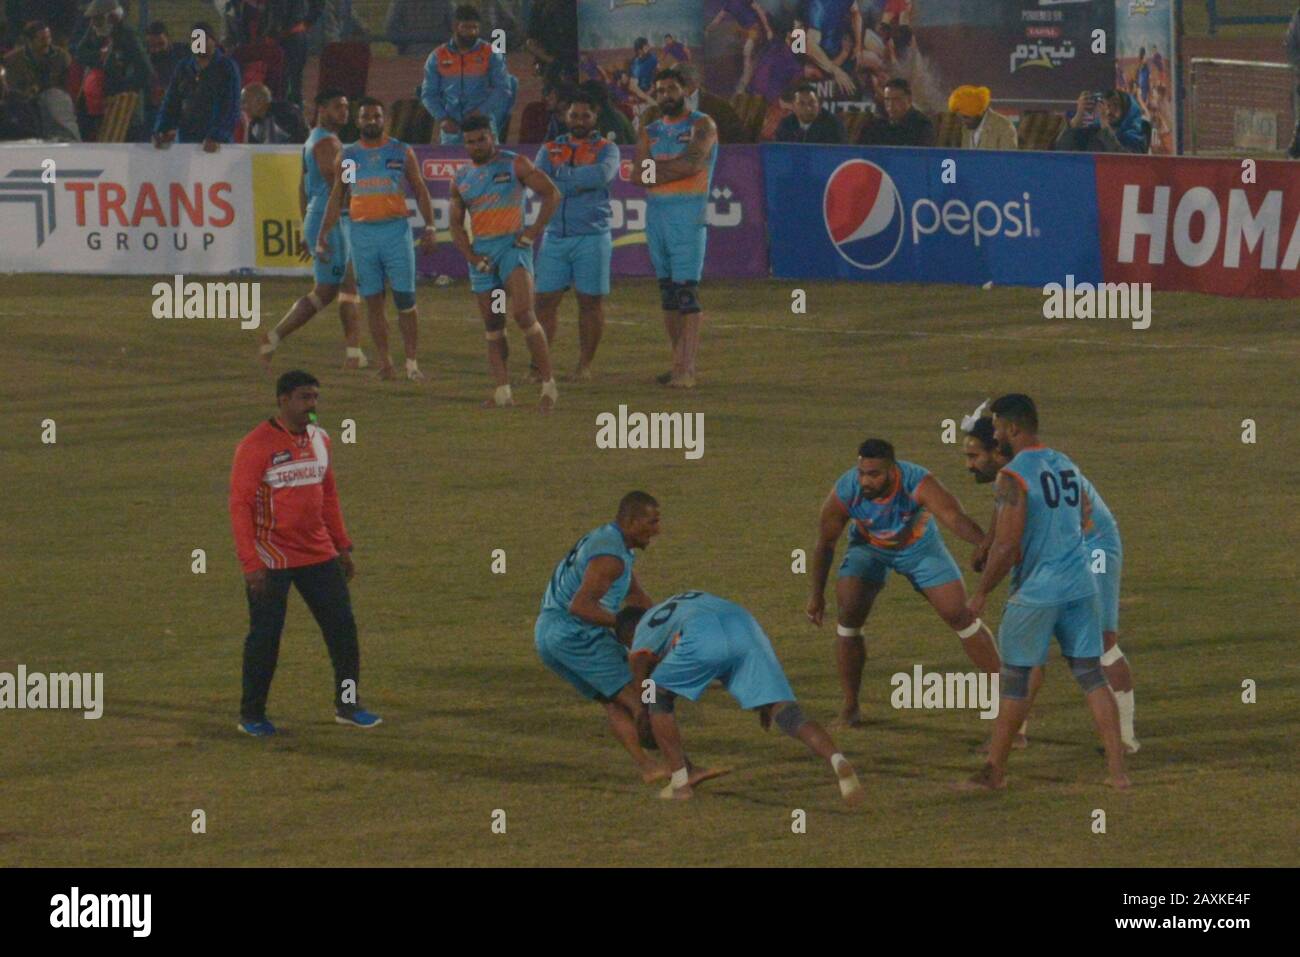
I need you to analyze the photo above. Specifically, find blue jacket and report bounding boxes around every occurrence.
[534,132,620,237]
[420,37,509,127]
[1110,91,1146,153]
[154,50,241,143]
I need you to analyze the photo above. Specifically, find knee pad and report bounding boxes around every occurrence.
[648,692,676,715]
[338,291,361,305]
[1066,656,1108,693]
[1100,644,1125,667]
[677,281,701,314]
[392,290,417,311]
[1000,664,1032,700]
[773,703,807,737]
[657,278,678,312]
[484,315,507,335]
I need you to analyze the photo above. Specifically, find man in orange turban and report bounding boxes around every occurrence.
[948,84,1018,150]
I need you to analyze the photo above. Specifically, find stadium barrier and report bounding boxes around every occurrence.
[3,143,1300,298]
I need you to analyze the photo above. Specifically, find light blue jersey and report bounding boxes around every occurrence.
[645,109,717,225]
[303,126,341,215]
[541,523,635,618]
[1001,447,1098,607]
[1080,474,1119,548]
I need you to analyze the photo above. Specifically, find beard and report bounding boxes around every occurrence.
[360,124,383,139]
[661,97,686,116]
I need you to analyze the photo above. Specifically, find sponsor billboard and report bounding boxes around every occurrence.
[764,143,1102,286]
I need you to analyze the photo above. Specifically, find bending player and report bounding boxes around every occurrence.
[450,115,561,411]
[806,438,1001,727]
[963,407,1138,752]
[704,1,775,95]
[617,590,864,805]
[317,97,437,381]
[636,68,717,388]
[964,394,1129,790]
[259,89,367,370]
[533,91,619,382]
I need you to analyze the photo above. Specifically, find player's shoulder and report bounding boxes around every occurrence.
[832,466,858,497]
[585,522,627,553]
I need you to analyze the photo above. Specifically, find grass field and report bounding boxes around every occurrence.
[0,274,1297,867]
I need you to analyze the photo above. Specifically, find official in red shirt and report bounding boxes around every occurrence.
[229,370,381,735]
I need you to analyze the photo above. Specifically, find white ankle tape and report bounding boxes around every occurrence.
[493,384,512,405]
[338,293,360,304]
[259,331,280,354]
[670,767,689,789]
[836,625,863,639]
[541,379,558,400]
[1100,644,1125,667]
[485,329,505,341]
[405,358,419,373]
[346,347,364,359]
[957,618,984,640]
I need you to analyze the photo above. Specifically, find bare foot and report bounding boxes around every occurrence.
[376,364,397,381]
[837,761,866,806]
[668,374,696,389]
[569,366,592,382]
[833,709,863,730]
[406,366,425,382]
[658,782,694,800]
[525,365,543,384]
[538,393,555,414]
[480,396,514,409]
[686,765,731,788]
[958,764,1006,791]
[1106,773,1132,790]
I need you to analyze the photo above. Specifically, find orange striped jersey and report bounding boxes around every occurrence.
[452,149,526,246]
[644,109,717,210]
[342,135,411,223]
[832,461,933,550]
[229,420,351,573]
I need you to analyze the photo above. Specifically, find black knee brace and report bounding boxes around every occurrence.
[657,278,678,311]
[677,281,701,314]
[1066,656,1108,693]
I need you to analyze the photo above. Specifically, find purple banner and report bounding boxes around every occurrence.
[414,145,768,281]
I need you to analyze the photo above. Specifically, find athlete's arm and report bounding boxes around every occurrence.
[568,555,625,629]
[558,141,620,190]
[804,27,855,94]
[514,153,558,245]
[971,472,1026,615]
[914,474,985,546]
[626,572,653,610]
[404,146,438,253]
[972,503,997,572]
[654,115,718,182]
[316,154,348,259]
[807,490,850,625]
[755,2,775,40]
[447,186,480,266]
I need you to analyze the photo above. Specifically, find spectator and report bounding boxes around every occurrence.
[857,77,934,146]
[238,80,307,142]
[153,23,241,152]
[1287,6,1300,157]
[1054,89,1146,154]
[628,37,657,103]
[0,60,40,138]
[3,20,78,141]
[264,0,317,106]
[774,83,844,144]
[543,80,575,141]
[76,0,153,142]
[519,77,562,143]
[661,33,691,66]
[6,1,78,47]
[949,84,1016,150]
[579,78,635,145]
[421,4,511,145]
[525,0,577,87]
[637,62,747,144]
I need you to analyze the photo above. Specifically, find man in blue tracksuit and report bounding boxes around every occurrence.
[152,22,240,151]
[419,3,510,145]
[532,89,620,381]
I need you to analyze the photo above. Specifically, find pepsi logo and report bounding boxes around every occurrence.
[823,159,904,270]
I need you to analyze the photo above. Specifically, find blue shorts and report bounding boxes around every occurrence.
[1086,535,1122,634]
[534,609,631,701]
[304,208,351,286]
[837,529,962,591]
[470,234,534,294]
[646,207,707,283]
[998,594,1103,667]
[652,607,795,710]
[350,217,415,298]
[535,232,612,296]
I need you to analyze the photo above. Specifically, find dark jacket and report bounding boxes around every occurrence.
[774,109,845,144]
[245,100,308,143]
[75,20,153,104]
[857,107,935,147]
[155,50,242,144]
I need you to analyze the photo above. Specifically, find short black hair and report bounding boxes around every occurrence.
[356,95,384,111]
[990,394,1039,432]
[577,79,609,106]
[617,490,659,522]
[315,87,347,107]
[966,417,997,451]
[276,370,319,397]
[453,4,481,23]
[146,20,167,36]
[461,114,493,134]
[615,606,647,645]
[857,438,895,461]
[791,82,818,99]
[22,19,48,39]
[568,89,601,112]
[634,37,649,52]
[653,67,686,87]
[883,77,912,95]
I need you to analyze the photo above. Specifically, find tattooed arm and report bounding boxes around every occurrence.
[971,471,1026,615]
[652,115,718,182]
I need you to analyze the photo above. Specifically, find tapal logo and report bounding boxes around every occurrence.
[0,167,102,246]
[823,159,1039,270]
[422,158,470,179]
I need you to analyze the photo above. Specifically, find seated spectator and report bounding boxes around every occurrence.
[518,77,566,144]
[525,0,578,87]
[579,78,635,145]
[949,84,1017,150]
[637,62,748,144]
[76,1,153,142]
[1054,89,1147,154]
[857,77,934,146]
[0,60,40,138]
[774,84,844,144]
[3,20,78,141]
[238,80,307,142]
[153,23,241,152]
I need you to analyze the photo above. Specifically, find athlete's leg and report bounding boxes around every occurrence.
[767,701,864,805]
[364,291,396,379]
[505,265,557,412]
[574,292,605,379]
[648,693,693,799]
[738,33,758,93]
[833,576,883,725]
[608,683,668,782]
[920,579,1001,674]
[535,290,565,357]
[475,291,512,406]
[259,282,342,367]
[338,269,366,368]
[1077,661,1130,789]
[393,288,421,380]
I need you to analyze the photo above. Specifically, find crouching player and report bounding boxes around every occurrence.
[617,590,865,805]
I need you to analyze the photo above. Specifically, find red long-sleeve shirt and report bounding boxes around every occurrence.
[229,419,351,573]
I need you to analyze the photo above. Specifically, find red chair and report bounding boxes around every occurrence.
[231,39,286,99]
[316,41,370,102]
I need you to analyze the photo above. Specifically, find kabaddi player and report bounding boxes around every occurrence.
[804,0,860,96]
[806,438,1001,727]
[535,492,674,783]
[259,89,367,371]
[704,0,775,95]
[229,370,381,735]
[317,97,437,382]
[449,115,561,411]
[533,90,619,382]
[616,591,864,805]
[964,394,1129,790]
[636,68,718,389]
[963,407,1139,752]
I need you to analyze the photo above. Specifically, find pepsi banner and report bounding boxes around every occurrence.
[414,145,768,281]
[764,144,1102,287]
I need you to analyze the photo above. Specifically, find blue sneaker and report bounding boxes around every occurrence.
[335,708,383,728]
[238,717,277,737]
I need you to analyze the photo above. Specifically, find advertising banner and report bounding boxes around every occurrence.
[1114,0,1177,155]
[0,144,252,275]
[764,143,1102,287]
